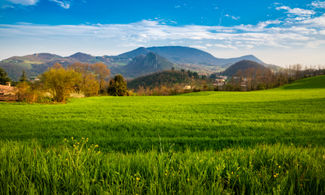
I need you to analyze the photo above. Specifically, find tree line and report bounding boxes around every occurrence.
[1,63,324,101]
[4,62,128,103]
[221,65,325,91]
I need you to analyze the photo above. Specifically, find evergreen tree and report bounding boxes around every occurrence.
[0,67,11,85]
[107,75,128,96]
[19,70,28,82]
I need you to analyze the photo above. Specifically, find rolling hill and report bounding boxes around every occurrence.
[0,75,324,193]
[222,60,269,76]
[128,70,195,89]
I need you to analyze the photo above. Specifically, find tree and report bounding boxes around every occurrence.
[69,62,99,97]
[82,74,100,97]
[19,70,28,82]
[107,74,128,96]
[40,63,81,102]
[0,67,11,85]
[92,62,110,93]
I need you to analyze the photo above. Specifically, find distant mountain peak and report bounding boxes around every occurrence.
[69,52,93,58]
[68,52,98,62]
[114,52,174,78]
[118,47,150,58]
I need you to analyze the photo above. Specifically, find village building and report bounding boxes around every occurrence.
[213,76,228,87]
[0,82,18,101]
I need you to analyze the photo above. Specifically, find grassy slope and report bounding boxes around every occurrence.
[0,76,325,152]
[0,76,325,194]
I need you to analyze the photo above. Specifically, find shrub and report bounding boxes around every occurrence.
[107,74,129,96]
[40,63,81,102]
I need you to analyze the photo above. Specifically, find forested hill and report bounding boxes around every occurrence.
[222,60,269,76]
[127,70,200,89]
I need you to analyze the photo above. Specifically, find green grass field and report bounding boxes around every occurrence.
[0,75,325,194]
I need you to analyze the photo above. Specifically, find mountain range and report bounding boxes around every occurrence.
[0,46,272,80]
[118,46,265,67]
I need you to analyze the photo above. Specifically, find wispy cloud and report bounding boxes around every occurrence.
[0,14,324,51]
[50,0,71,9]
[225,14,240,21]
[276,6,315,16]
[0,3,324,65]
[311,1,325,8]
[6,0,38,6]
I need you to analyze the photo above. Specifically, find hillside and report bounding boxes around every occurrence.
[281,75,325,90]
[118,46,265,67]
[115,52,175,78]
[1,75,325,193]
[1,75,324,150]
[118,47,150,59]
[147,46,221,65]
[127,70,197,89]
[0,46,267,80]
[69,52,99,63]
[222,60,269,76]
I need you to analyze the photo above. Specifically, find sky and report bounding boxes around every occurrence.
[0,0,325,66]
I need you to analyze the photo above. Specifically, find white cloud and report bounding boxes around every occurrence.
[225,14,240,21]
[0,17,322,50]
[50,0,71,9]
[276,6,315,16]
[302,14,325,27]
[0,10,325,65]
[311,1,325,8]
[6,0,38,6]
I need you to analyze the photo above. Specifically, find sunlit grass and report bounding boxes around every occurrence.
[0,140,324,194]
[0,76,325,193]
[1,76,324,151]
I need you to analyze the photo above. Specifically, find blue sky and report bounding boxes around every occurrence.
[0,0,325,66]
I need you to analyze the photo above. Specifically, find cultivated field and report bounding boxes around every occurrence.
[0,76,325,194]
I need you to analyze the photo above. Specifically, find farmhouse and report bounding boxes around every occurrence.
[214,76,228,87]
[0,82,18,101]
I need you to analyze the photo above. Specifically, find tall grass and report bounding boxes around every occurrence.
[0,76,325,194]
[0,140,324,194]
[0,76,325,152]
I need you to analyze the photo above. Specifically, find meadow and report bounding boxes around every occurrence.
[0,75,325,194]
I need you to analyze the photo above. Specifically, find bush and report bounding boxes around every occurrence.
[40,63,81,102]
[107,74,129,96]
[16,82,51,103]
